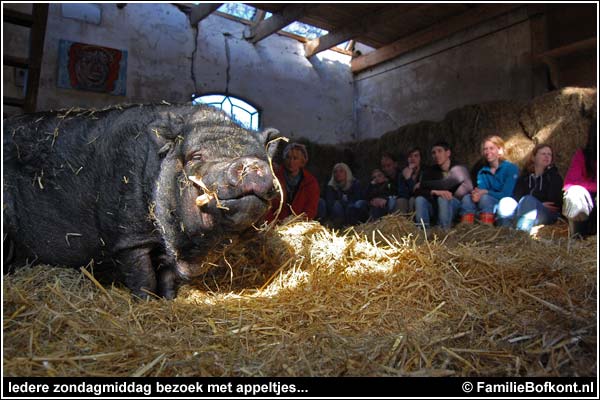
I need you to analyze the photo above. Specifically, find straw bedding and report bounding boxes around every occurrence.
[3,215,596,377]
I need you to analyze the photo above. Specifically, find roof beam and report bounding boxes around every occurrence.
[351,3,522,73]
[189,3,222,26]
[304,6,400,58]
[304,25,361,58]
[244,4,316,44]
[3,8,34,27]
[534,37,596,59]
[252,9,266,23]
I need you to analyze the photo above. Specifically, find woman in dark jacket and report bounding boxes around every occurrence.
[497,144,563,232]
[320,162,368,227]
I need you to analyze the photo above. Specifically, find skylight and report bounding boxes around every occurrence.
[263,11,328,40]
[214,5,339,48]
[217,3,256,20]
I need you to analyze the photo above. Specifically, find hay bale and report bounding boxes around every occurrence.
[3,216,596,377]
[304,87,595,184]
[519,87,596,176]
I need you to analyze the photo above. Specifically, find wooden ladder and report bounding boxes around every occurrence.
[3,4,49,113]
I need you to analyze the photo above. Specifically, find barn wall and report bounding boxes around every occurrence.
[3,4,595,147]
[354,7,534,140]
[3,3,355,144]
[2,3,34,116]
[193,14,355,143]
[544,4,597,90]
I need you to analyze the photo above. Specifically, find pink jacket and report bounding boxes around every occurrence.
[563,149,597,193]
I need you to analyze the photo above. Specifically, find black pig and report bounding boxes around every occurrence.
[3,104,279,298]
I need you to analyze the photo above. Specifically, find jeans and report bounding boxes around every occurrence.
[321,199,369,226]
[347,200,369,225]
[396,197,416,214]
[497,195,558,232]
[415,196,461,230]
[461,193,499,215]
[369,197,397,220]
[317,198,327,221]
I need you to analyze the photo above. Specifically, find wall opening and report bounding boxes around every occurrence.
[192,94,260,130]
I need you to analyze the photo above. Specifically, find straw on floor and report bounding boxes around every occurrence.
[3,214,596,377]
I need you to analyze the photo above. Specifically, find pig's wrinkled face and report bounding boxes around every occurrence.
[177,120,276,240]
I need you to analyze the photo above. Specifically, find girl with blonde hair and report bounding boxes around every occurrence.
[319,162,368,227]
[460,135,519,224]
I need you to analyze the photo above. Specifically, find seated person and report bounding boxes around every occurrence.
[562,119,596,238]
[461,135,519,225]
[497,144,563,233]
[414,141,473,230]
[368,152,403,217]
[265,142,320,223]
[366,168,396,220]
[318,162,368,228]
[397,147,424,214]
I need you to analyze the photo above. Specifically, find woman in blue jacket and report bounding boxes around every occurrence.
[461,135,519,225]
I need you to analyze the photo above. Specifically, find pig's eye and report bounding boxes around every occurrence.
[190,152,203,162]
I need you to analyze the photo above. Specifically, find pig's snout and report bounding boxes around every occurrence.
[226,157,275,200]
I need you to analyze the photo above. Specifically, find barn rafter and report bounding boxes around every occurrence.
[174,3,595,79]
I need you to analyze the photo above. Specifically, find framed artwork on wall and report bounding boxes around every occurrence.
[57,39,127,95]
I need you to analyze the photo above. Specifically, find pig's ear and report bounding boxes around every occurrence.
[262,128,282,160]
[158,142,173,158]
[148,112,185,141]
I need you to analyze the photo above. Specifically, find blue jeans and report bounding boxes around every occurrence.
[415,196,461,230]
[369,197,396,221]
[497,195,558,232]
[321,199,369,226]
[461,194,498,215]
[317,198,327,220]
[347,200,369,225]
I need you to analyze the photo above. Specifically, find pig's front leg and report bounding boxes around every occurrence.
[157,266,179,299]
[117,248,157,299]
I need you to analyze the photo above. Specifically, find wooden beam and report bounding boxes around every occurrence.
[534,37,597,60]
[3,8,34,27]
[304,5,406,58]
[244,4,316,44]
[304,25,361,58]
[527,4,550,95]
[252,9,266,23]
[345,39,355,51]
[189,3,222,26]
[24,3,48,113]
[4,55,29,69]
[4,96,25,108]
[351,4,522,73]
[540,56,561,89]
[531,37,596,90]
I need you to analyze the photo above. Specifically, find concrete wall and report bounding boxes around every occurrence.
[3,3,355,144]
[354,7,534,140]
[4,4,594,145]
[193,14,355,143]
[3,3,33,116]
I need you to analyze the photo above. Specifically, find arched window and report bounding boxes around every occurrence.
[192,94,260,130]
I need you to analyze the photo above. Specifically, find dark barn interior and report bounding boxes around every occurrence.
[2,2,598,383]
